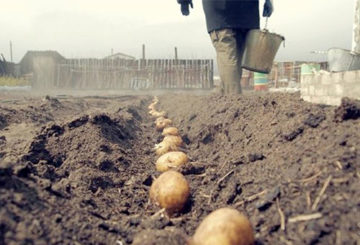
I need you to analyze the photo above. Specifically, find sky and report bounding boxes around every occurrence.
[0,0,356,63]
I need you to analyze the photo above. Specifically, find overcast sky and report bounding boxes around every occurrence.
[0,0,355,62]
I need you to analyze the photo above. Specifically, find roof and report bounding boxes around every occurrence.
[103,52,135,60]
[19,50,65,64]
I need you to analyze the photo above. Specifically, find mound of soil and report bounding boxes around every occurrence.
[158,93,360,245]
[1,92,360,245]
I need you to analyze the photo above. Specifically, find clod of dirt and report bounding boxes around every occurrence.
[127,107,142,121]
[334,97,360,122]
[13,163,33,178]
[46,124,65,137]
[98,160,119,173]
[142,175,153,186]
[132,228,188,245]
[89,176,114,193]
[67,115,89,129]
[0,136,6,145]
[256,186,281,212]
[99,144,112,153]
[283,127,304,141]
[248,153,265,162]
[201,132,213,144]
[0,114,7,130]
[91,113,114,125]
[182,135,191,145]
[41,95,62,108]
[189,114,197,121]
[140,215,172,231]
[304,113,326,128]
[179,162,206,175]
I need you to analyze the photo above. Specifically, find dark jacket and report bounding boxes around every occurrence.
[202,0,260,33]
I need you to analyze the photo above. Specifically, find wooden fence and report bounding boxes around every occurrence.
[56,59,214,90]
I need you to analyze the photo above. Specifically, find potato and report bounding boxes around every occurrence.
[162,127,179,136]
[151,111,167,118]
[154,141,178,156]
[148,102,156,110]
[150,170,190,214]
[155,116,166,123]
[156,151,189,172]
[190,208,254,245]
[156,119,172,131]
[163,135,182,147]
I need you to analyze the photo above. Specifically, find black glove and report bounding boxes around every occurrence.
[263,0,273,17]
[177,0,193,16]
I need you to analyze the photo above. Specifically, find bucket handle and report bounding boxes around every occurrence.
[263,17,286,48]
[264,17,269,30]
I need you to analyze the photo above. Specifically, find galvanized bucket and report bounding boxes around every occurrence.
[327,48,360,72]
[242,29,285,74]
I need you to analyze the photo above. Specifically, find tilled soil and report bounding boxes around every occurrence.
[0,92,360,245]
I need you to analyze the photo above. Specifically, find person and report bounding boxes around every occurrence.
[177,0,273,94]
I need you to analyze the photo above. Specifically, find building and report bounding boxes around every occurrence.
[19,51,65,88]
[103,52,135,60]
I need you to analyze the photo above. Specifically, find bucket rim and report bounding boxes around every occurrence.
[248,29,285,41]
[242,65,271,74]
[328,47,360,56]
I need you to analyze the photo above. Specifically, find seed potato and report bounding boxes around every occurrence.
[150,170,190,214]
[156,151,189,172]
[163,135,183,146]
[156,119,172,131]
[162,127,179,136]
[190,208,254,245]
[154,141,178,156]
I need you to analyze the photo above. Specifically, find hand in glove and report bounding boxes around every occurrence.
[177,0,193,16]
[263,0,274,17]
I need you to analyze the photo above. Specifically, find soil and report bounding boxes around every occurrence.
[0,91,360,245]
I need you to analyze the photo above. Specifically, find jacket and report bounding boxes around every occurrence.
[202,0,260,33]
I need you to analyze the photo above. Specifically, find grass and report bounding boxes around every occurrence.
[0,76,30,86]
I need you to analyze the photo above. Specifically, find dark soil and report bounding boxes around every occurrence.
[1,92,360,245]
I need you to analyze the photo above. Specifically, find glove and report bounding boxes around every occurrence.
[263,0,274,17]
[177,0,193,16]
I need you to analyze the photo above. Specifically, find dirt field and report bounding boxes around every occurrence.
[0,91,360,245]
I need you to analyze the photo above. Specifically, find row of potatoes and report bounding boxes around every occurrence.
[147,97,255,245]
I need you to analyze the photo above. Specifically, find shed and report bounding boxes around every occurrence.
[19,51,65,88]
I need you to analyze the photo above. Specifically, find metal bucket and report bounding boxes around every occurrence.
[242,29,285,74]
[327,48,360,72]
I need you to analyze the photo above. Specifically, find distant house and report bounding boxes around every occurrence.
[19,51,65,88]
[103,52,135,60]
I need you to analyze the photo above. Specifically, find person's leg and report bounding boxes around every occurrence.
[210,29,242,94]
[235,29,250,92]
